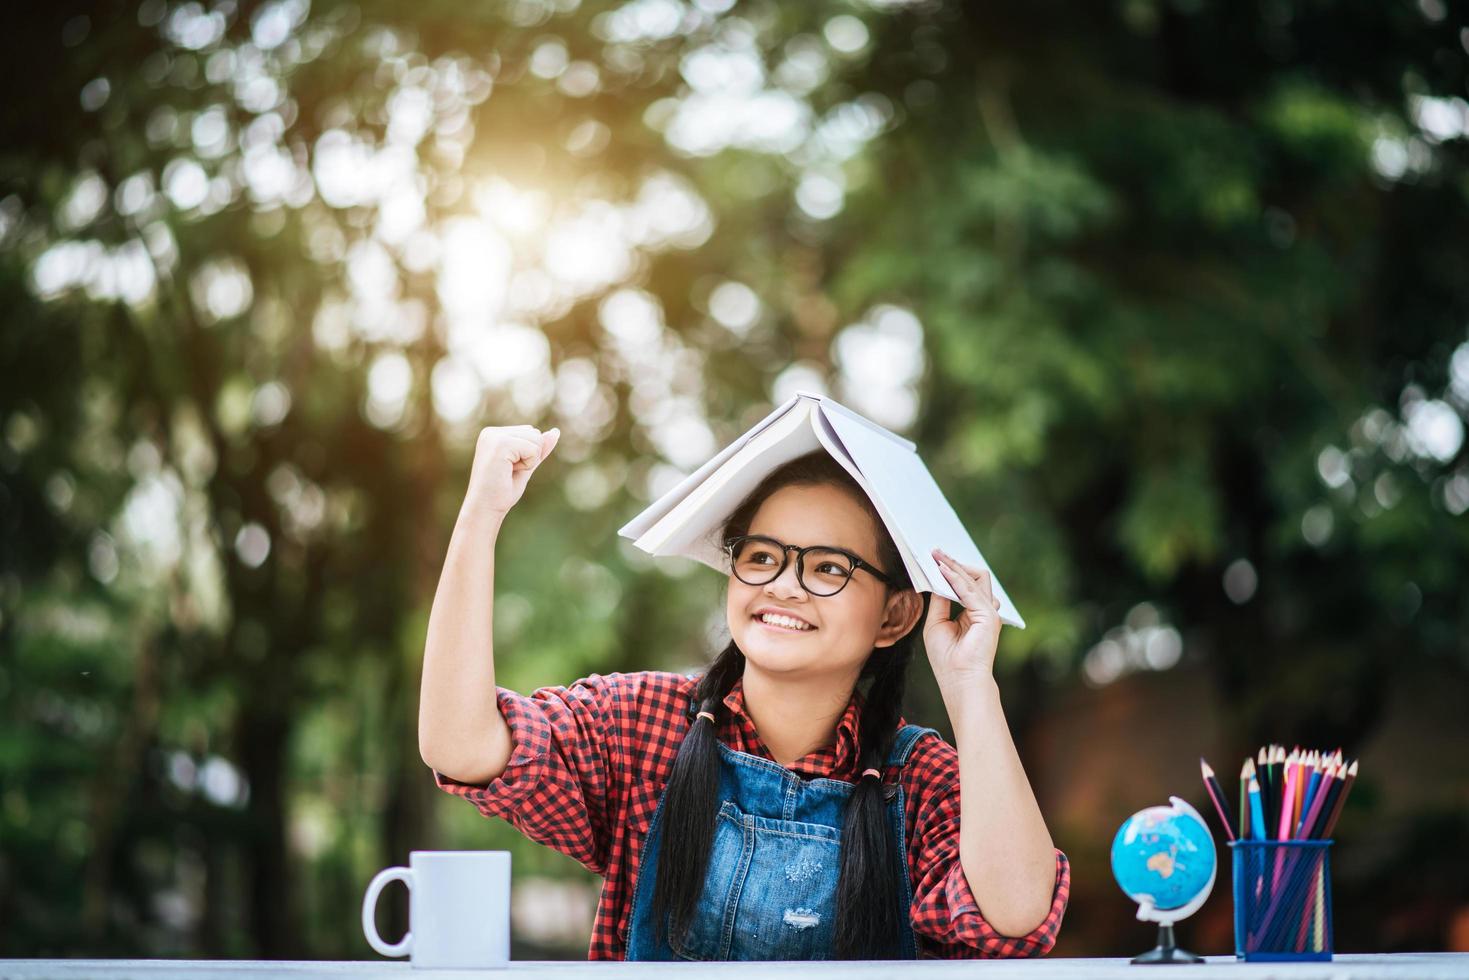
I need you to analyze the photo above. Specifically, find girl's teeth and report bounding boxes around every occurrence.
[758,614,812,630]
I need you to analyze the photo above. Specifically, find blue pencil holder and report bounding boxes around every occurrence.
[1229,839,1334,961]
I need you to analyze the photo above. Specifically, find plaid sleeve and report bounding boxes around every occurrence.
[430,672,619,876]
[906,737,1071,957]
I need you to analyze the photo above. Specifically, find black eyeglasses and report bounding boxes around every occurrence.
[722,534,893,597]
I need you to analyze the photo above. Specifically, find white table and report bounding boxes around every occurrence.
[2,955,1467,979]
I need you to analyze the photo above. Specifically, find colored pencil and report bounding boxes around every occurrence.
[1257,747,1272,837]
[1314,868,1325,949]
[1276,750,1300,841]
[1270,751,1302,891]
[1293,749,1305,828]
[1297,760,1337,841]
[1305,763,1346,839]
[1295,867,1316,952]
[1239,758,1254,841]
[1200,758,1238,841]
[1296,752,1323,836]
[1298,758,1322,834]
[1248,775,1267,842]
[1273,745,1287,830]
[1267,745,1285,838]
[1318,759,1358,839]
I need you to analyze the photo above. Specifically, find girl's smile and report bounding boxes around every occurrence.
[753,613,817,633]
[751,605,818,633]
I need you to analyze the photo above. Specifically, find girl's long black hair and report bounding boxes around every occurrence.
[648,449,927,959]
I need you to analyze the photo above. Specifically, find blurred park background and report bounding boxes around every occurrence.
[3,0,1468,962]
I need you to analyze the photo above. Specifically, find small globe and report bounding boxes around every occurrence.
[1110,798,1217,916]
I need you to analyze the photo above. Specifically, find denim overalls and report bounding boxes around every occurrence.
[624,695,939,960]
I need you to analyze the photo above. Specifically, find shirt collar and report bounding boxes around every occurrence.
[718,674,866,778]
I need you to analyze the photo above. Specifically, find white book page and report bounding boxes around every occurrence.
[616,391,803,540]
[636,399,823,567]
[812,396,945,599]
[821,407,1025,628]
[815,395,919,454]
[812,405,930,595]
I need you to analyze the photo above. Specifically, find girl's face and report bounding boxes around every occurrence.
[726,483,922,687]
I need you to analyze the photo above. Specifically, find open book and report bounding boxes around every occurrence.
[617,390,1024,628]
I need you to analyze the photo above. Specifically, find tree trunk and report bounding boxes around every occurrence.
[238,709,298,958]
[82,616,161,944]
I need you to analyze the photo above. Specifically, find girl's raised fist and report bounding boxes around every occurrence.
[466,425,560,518]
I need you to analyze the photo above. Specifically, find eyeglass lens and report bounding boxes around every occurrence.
[729,537,855,596]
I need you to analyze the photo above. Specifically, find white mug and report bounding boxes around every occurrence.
[362,850,511,969]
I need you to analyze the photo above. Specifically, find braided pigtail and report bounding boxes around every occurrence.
[832,632,918,958]
[648,641,744,947]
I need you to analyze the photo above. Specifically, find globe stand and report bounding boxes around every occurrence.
[1131,922,1203,965]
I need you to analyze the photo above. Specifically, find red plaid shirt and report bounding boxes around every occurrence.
[432,669,1069,959]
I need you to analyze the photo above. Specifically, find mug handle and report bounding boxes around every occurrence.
[362,866,413,958]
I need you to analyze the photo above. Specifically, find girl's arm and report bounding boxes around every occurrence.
[924,547,1061,940]
[418,425,558,783]
[943,676,1061,938]
[432,672,620,877]
[904,731,1068,957]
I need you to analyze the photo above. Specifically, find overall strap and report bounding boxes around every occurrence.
[885,723,938,769]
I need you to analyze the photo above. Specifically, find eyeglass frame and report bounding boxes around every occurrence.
[722,533,895,596]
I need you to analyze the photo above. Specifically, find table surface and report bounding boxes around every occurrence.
[2,955,1467,980]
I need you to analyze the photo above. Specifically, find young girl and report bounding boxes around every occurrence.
[419,424,1070,960]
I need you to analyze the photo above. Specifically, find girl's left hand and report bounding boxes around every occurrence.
[923,546,1003,688]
